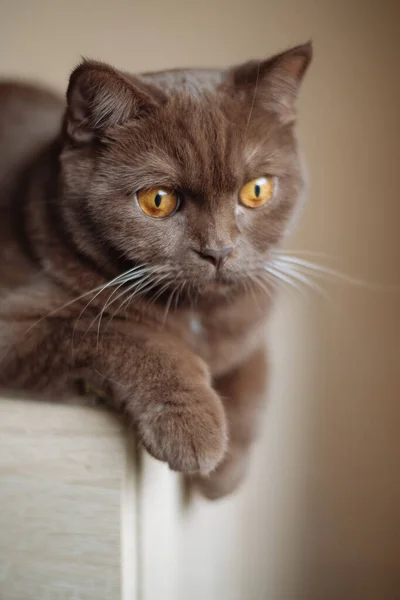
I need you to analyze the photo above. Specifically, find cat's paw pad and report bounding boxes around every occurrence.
[138,387,228,474]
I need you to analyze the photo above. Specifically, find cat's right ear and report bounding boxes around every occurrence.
[64,60,157,144]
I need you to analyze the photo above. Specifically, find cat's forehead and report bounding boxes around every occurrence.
[139,66,277,150]
[111,69,291,195]
[111,88,287,196]
[140,67,224,97]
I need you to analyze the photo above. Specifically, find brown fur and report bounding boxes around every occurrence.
[0,43,312,499]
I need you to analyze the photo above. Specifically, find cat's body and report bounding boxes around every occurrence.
[0,44,311,498]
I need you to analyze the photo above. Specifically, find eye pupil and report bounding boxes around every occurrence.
[154,193,162,208]
[239,176,276,209]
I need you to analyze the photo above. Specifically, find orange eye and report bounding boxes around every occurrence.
[239,176,276,208]
[136,187,179,218]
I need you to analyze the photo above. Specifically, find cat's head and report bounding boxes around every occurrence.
[60,43,312,297]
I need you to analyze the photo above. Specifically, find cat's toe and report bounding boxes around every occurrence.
[138,387,228,474]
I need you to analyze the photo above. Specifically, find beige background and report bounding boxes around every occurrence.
[1,1,400,598]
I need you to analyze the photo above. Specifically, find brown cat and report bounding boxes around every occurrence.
[0,43,312,499]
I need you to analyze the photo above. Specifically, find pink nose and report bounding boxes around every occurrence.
[197,246,234,269]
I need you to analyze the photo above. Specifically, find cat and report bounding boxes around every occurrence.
[0,43,312,499]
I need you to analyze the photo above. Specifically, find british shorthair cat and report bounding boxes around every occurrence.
[0,43,312,499]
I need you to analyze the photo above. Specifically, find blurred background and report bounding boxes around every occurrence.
[1,1,400,598]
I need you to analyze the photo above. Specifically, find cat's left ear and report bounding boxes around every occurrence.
[64,60,159,144]
[228,42,312,123]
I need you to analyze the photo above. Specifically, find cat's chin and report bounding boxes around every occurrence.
[195,275,239,297]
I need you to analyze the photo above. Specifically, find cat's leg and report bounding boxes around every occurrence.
[192,345,268,499]
[0,322,228,474]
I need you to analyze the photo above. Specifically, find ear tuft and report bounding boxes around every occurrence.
[65,60,155,144]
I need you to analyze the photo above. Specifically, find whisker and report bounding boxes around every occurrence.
[94,272,157,347]
[25,264,152,342]
[272,248,333,259]
[186,280,195,310]
[73,266,151,329]
[244,61,260,140]
[121,272,173,315]
[149,275,177,306]
[162,291,174,326]
[174,280,186,310]
[97,267,161,326]
[162,276,182,325]
[270,259,329,301]
[271,254,389,290]
[100,270,172,337]
[265,264,308,298]
[72,265,156,351]
[253,274,274,301]
[244,276,263,313]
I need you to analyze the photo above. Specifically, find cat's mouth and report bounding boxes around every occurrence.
[195,268,240,293]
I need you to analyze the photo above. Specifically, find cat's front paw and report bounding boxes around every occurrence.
[137,386,228,474]
[191,447,250,500]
